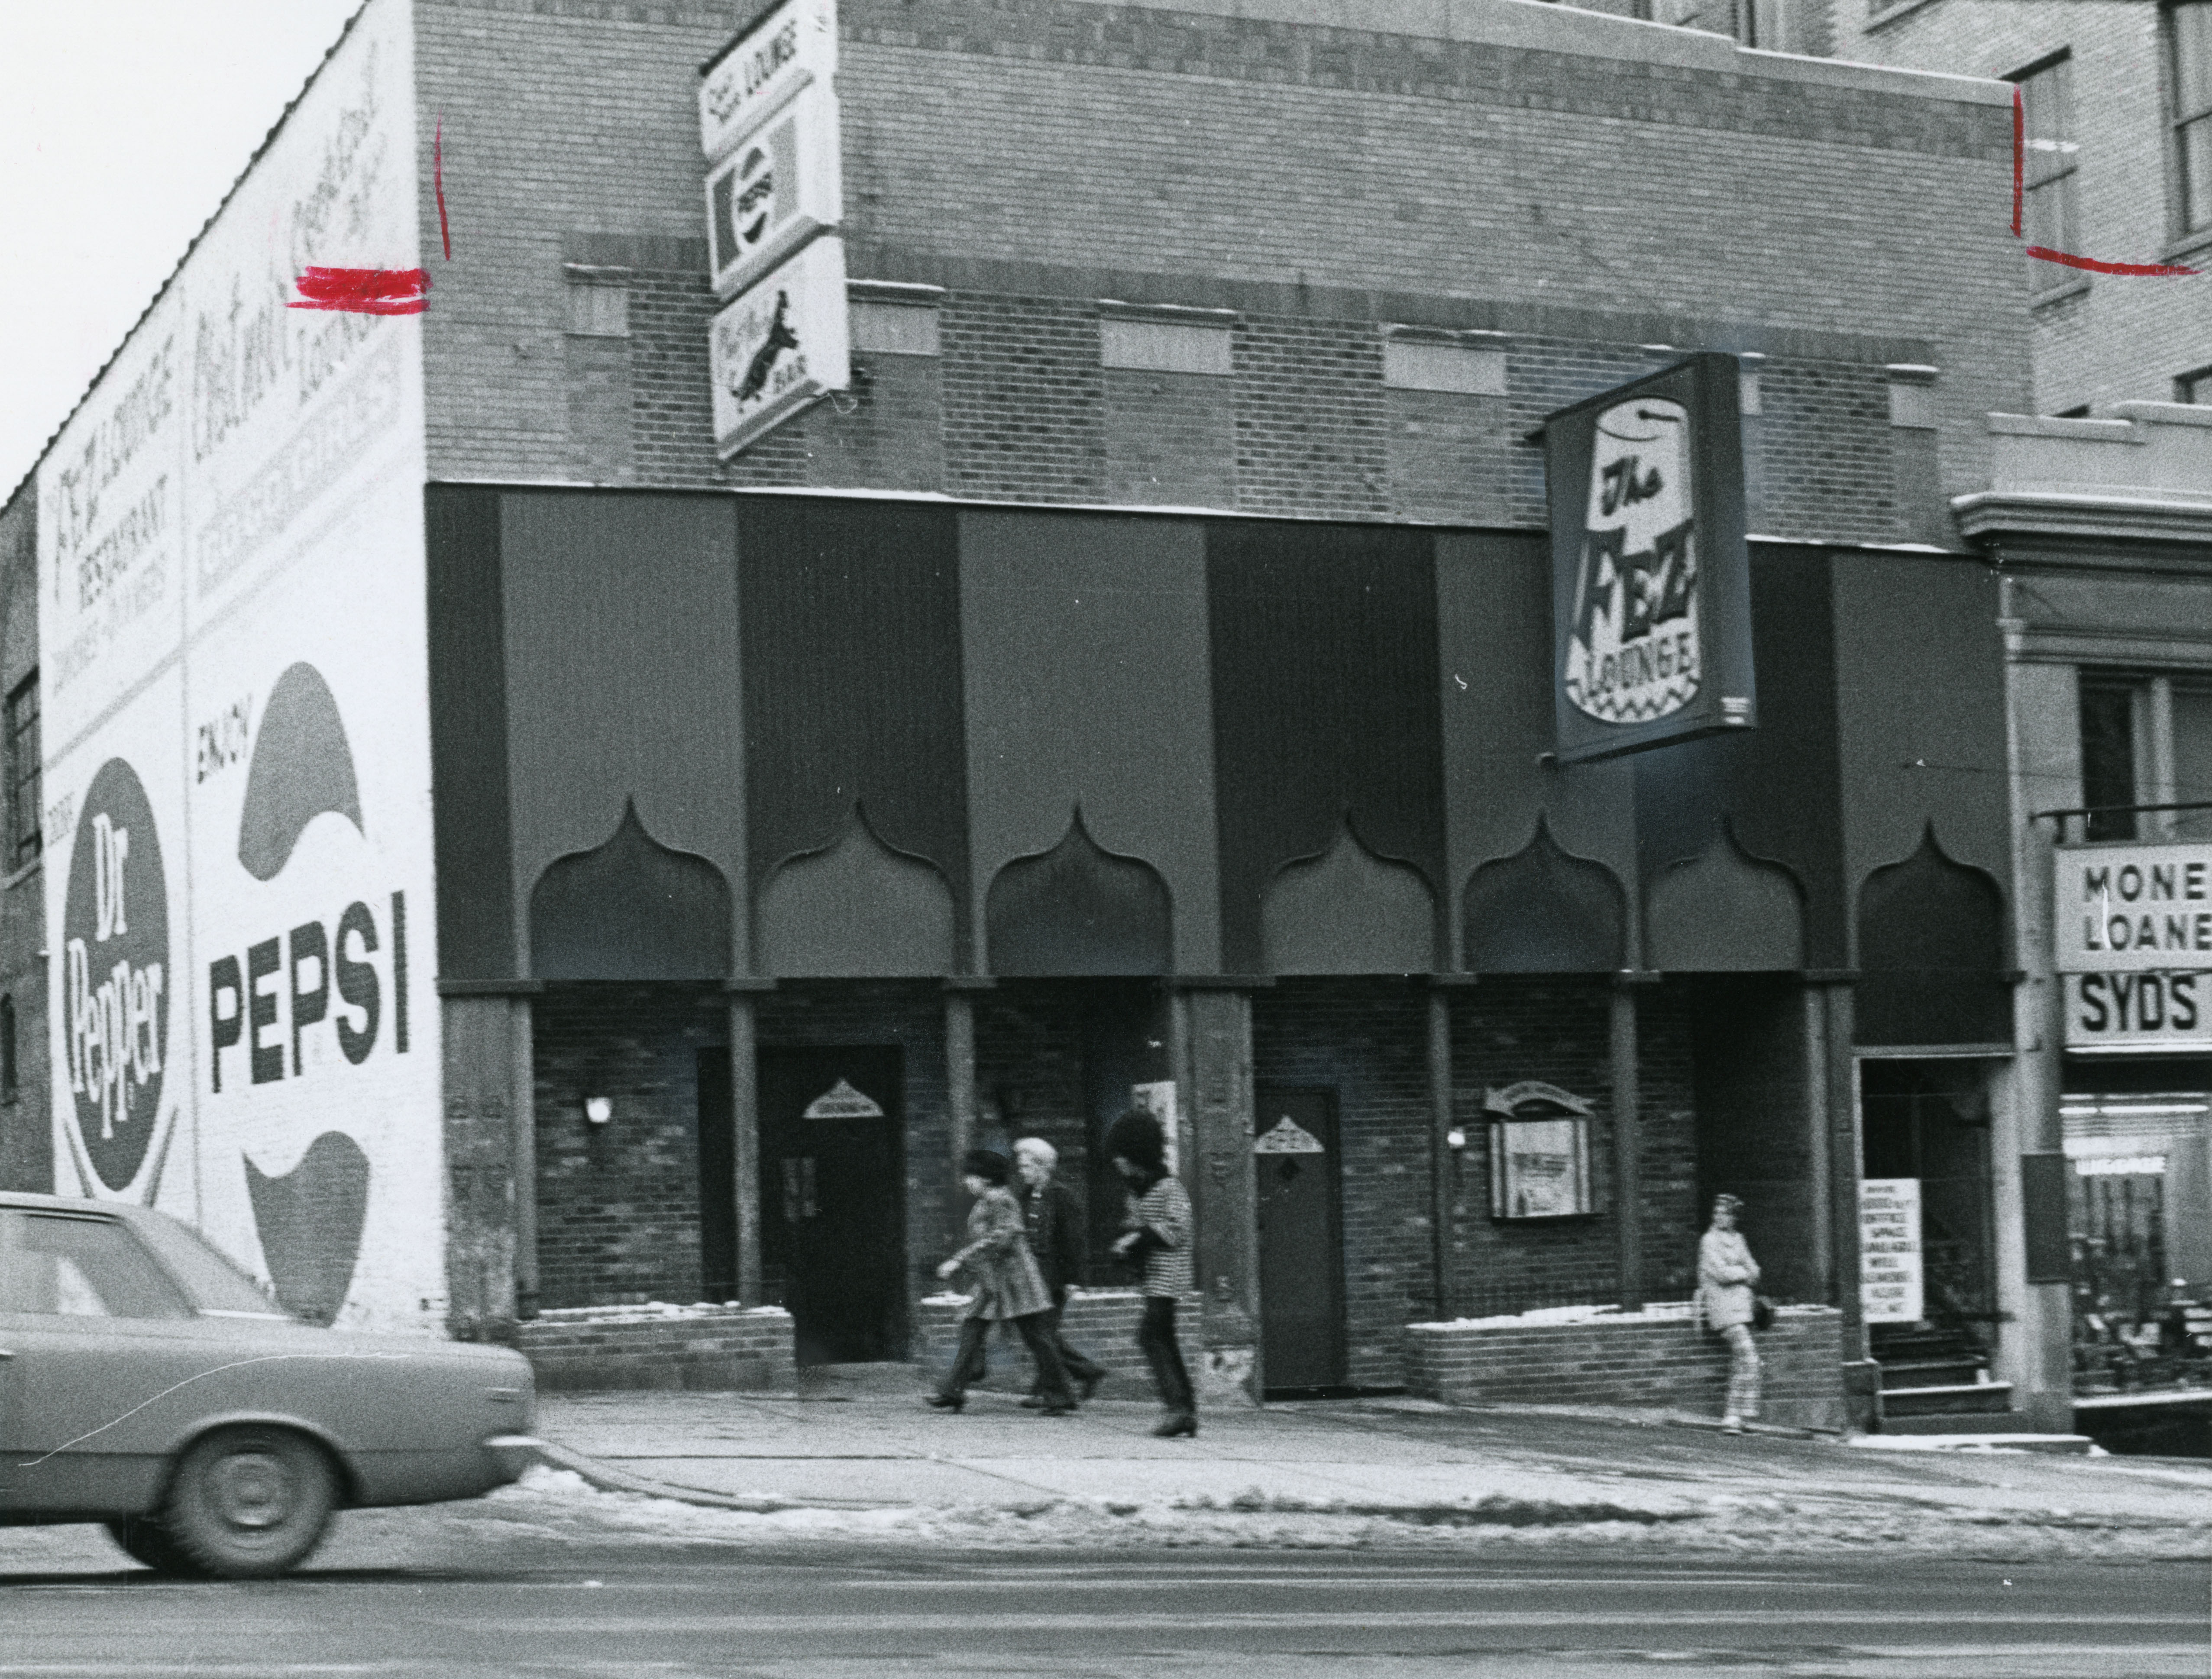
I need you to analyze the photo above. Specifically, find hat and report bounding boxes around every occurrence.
[962,1148,1011,1186]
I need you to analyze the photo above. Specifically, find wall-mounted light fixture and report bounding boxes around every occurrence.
[584,1096,614,1126]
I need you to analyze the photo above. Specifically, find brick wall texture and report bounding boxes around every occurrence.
[1840,0,2212,414]
[518,1304,798,1391]
[1407,1307,1848,1430]
[417,0,2030,535]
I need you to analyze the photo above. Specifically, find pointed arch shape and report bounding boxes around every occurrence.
[1261,813,1437,975]
[530,798,734,979]
[1645,819,1805,972]
[1856,822,2010,1045]
[756,802,957,977]
[986,806,1173,976]
[1461,815,1628,974]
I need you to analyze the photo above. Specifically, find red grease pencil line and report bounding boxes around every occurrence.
[2011,84,2023,239]
[2027,246,2200,278]
[287,267,432,314]
[435,116,452,260]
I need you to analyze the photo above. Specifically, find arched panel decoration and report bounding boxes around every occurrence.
[1261,815,1436,975]
[986,808,1173,976]
[1856,823,2011,1046]
[1462,816,1628,973]
[757,802,957,978]
[530,799,733,980]
[1646,822,1805,973]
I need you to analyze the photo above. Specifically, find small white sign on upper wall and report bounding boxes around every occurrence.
[699,0,838,165]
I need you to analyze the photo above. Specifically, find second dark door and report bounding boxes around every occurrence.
[1255,1084,1348,1393]
[758,1047,906,1365]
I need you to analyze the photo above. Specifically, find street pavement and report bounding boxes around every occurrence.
[1,1523,2203,1677]
[519,1363,2212,1559]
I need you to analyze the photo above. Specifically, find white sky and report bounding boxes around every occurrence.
[0,0,365,499]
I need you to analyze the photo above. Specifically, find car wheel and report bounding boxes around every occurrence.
[104,1515,194,1575]
[159,1426,339,1579]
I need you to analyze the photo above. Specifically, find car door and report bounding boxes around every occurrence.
[0,1208,231,1515]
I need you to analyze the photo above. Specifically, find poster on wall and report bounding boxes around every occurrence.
[1484,1082,1595,1220]
[1544,353,1756,763]
[36,0,439,1334]
[1859,1177,1924,1323]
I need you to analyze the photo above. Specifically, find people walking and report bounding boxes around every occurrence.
[1013,1137,1108,1407]
[929,1149,1079,1415]
[1104,1109,1197,1439]
[1698,1193,1763,1433]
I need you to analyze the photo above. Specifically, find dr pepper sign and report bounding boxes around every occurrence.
[1545,353,1756,763]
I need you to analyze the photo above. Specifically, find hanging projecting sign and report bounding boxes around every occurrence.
[707,83,842,300]
[709,235,851,458]
[1545,353,1755,763]
[699,0,837,165]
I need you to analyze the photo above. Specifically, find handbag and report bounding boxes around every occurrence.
[1751,1294,1776,1332]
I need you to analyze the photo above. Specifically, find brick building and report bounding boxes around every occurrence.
[1,0,2046,1419]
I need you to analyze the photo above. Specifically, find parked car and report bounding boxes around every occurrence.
[0,1191,539,1578]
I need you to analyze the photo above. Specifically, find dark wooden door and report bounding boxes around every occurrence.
[1255,1084,1347,1392]
[758,1048,905,1365]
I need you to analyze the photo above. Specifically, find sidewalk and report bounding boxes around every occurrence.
[525,1363,2212,1556]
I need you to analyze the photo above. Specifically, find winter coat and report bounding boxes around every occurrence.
[1698,1227,1762,1330]
[1019,1176,1086,1301]
[948,1184,1054,1321]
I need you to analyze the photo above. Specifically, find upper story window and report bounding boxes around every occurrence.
[5,673,39,871]
[2081,670,2212,840]
[2180,364,2212,403]
[2173,1,2212,236]
[2013,55,2081,278]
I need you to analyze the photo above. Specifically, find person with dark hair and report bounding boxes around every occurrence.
[928,1148,1078,1415]
[1698,1193,1763,1433]
[1013,1137,1107,1407]
[1104,1109,1196,1438]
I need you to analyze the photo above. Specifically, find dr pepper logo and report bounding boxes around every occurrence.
[1564,398,1700,726]
[63,757,171,1191]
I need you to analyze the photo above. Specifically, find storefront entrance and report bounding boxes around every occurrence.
[757,1047,906,1365]
[1860,1059,1998,1331]
[1255,1084,1347,1394]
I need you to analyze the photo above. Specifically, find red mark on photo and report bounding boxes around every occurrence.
[288,268,431,315]
[2012,83,2198,275]
[435,116,452,261]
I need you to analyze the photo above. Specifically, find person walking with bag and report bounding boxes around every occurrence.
[1698,1193,1763,1433]
[1104,1109,1197,1439]
[928,1149,1079,1415]
[1013,1137,1108,1407]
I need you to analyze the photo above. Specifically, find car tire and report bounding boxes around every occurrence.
[159,1426,339,1579]
[104,1515,194,1575]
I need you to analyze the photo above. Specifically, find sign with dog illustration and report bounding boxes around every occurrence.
[709,235,851,458]
[1545,353,1756,763]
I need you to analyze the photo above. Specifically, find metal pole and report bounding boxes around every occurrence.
[1610,977,1644,1311]
[1426,984,1457,1321]
[728,992,762,1307]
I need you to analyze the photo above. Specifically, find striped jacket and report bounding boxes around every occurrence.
[1122,1175,1193,1301]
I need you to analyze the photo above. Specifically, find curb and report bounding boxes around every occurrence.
[523,1440,897,1512]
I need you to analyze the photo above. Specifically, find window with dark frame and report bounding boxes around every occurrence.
[1,995,16,1104]
[2013,55,2081,279]
[2173,0,2212,236]
[2079,670,2212,841]
[5,674,39,871]
[2080,674,2140,840]
[2179,364,2212,404]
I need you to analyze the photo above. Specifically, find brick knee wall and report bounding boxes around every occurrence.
[916,1291,1155,1395]
[518,1305,797,1392]
[1407,1306,1846,1431]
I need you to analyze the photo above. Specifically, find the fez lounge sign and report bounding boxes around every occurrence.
[1547,353,1756,762]
[2055,841,2212,1052]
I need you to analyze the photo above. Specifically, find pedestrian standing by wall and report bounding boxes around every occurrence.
[1013,1136,1108,1407]
[929,1150,1078,1415]
[1698,1193,1763,1433]
[1104,1110,1196,1439]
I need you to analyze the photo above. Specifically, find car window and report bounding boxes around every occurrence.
[0,1212,193,1320]
[129,1211,290,1318]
